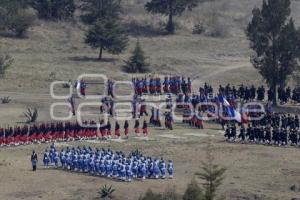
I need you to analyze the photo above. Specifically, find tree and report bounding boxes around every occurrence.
[0,0,36,37]
[195,143,226,200]
[145,0,203,34]
[183,178,203,200]
[246,0,300,105]
[98,185,115,200]
[80,0,122,25]
[31,0,75,20]
[124,40,149,73]
[85,19,128,60]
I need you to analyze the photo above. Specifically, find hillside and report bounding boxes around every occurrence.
[4,0,300,93]
[1,0,300,125]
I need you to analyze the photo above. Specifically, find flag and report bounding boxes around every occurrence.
[219,95,241,123]
[218,95,230,106]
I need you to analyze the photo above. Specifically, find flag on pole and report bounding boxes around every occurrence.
[218,94,241,123]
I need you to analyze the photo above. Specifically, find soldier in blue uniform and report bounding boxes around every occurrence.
[31,150,38,171]
[43,149,50,168]
[44,145,174,182]
[168,160,173,178]
[160,159,167,179]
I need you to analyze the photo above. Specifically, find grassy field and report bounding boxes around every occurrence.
[1,0,300,200]
[1,127,300,200]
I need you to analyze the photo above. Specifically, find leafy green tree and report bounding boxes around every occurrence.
[246,0,300,105]
[98,185,115,200]
[80,0,122,25]
[183,178,203,200]
[124,40,149,73]
[85,19,128,60]
[195,143,226,200]
[31,0,75,20]
[145,0,203,34]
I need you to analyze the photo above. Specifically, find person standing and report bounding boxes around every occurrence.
[31,150,38,171]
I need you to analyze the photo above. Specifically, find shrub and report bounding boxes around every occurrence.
[8,8,36,37]
[0,4,36,38]
[31,0,75,20]
[205,17,228,38]
[0,53,13,77]
[193,22,206,35]
[139,189,162,200]
[98,185,115,200]
[183,178,203,200]
[24,107,38,123]
[1,96,11,104]
[162,186,180,200]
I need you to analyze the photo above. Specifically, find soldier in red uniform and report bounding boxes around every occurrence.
[134,119,140,136]
[143,120,148,137]
[115,121,120,138]
[124,120,129,139]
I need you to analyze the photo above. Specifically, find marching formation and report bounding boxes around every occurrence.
[224,113,300,147]
[42,144,174,182]
[0,119,150,147]
[132,76,192,95]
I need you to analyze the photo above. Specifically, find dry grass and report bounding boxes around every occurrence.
[1,0,300,124]
[1,1,300,199]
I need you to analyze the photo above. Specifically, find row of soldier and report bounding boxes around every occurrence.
[224,113,300,146]
[75,76,300,105]
[42,144,174,181]
[0,119,150,146]
[132,76,192,95]
[225,124,300,146]
[200,83,300,104]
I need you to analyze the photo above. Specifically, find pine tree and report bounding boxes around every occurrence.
[85,19,128,60]
[145,0,204,34]
[125,40,149,73]
[195,143,226,200]
[80,0,122,25]
[246,0,300,105]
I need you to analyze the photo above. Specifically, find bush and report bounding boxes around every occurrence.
[98,185,115,199]
[8,8,36,37]
[1,96,11,104]
[193,22,206,35]
[31,0,75,20]
[205,18,228,38]
[162,186,180,200]
[183,178,203,200]
[0,5,36,38]
[139,189,162,200]
[139,187,180,200]
[0,53,13,77]
[24,107,38,123]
